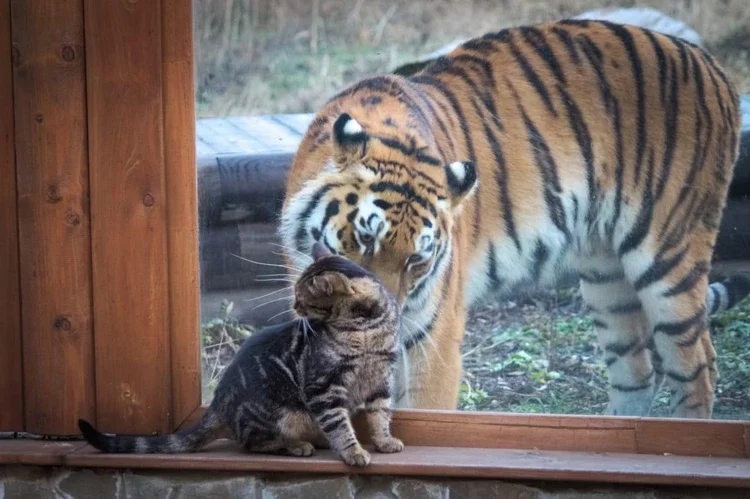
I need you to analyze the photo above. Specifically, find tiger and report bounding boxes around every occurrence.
[280,19,747,419]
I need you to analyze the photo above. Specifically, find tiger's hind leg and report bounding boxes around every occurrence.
[579,252,656,416]
[621,246,717,419]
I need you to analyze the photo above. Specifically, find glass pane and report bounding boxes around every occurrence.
[195,0,750,420]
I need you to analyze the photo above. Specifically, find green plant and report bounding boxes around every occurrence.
[201,300,254,400]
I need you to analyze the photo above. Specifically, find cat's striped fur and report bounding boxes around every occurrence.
[79,244,403,466]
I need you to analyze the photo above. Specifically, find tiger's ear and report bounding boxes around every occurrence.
[444,161,478,209]
[332,113,368,168]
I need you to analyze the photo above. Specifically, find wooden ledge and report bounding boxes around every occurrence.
[1,439,750,488]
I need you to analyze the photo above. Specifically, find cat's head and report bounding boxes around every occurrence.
[293,242,398,324]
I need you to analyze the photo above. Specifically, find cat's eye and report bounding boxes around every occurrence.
[360,233,374,245]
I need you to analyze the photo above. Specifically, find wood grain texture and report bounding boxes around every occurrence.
[61,442,750,488]
[0,0,23,431]
[3,440,750,488]
[181,407,750,458]
[11,0,95,434]
[0,440,85,466]
[162,0,201,430]
[85,0,171,434]
[635,419,747,458]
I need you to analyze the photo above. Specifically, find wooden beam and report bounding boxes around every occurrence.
[0,0,24,432]
[10,0,95,434]
[85,0,171,434]
[162,0,201,430]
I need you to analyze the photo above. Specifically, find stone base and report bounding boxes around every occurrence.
[1,465,748,499]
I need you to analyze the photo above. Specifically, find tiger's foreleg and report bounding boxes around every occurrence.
[400,306,465,409]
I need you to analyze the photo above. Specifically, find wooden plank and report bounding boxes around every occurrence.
[11,0,95,435]
[85,0,171,434]
[270,113,314,135]
[196,118,264,155]
[228,116,303,152]
[162,0,201,431]
[0,0,24,432]
[181,407,748,458]
[196,135,218,158]
[62,442,750,488]
[0,440,84,466]
[636,419,747,458]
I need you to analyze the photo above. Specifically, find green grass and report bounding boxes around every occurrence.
[460,295,750,419]
[200,293,750,418]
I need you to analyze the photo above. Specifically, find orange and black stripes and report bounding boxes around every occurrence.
[281,19,743,416]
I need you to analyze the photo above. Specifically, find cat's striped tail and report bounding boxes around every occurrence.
[707,274,750,315]
[78,410,224,454]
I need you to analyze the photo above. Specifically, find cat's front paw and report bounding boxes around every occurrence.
[285,441,316,457]
[374,437,404,454]
[340,445,371,466]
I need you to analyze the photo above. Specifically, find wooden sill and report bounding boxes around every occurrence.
[1,439,750,488]
[180,408,750,458]
[3,409,749,488]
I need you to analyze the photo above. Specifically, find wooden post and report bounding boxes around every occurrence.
[0,0,24,432]
[162,0,201,429]
[85,0,172,434]
[11,0,96,435]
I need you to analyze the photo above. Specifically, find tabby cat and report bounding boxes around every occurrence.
[79,243,403,466]
[280,20,747,418]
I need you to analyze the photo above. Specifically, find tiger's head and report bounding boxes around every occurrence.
[281,94,477,312]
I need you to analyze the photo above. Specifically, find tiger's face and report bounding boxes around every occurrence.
[281,112,477,308]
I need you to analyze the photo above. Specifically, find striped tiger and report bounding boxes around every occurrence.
[281,20,748,418]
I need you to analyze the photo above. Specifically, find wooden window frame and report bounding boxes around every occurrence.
[1,0,749,487]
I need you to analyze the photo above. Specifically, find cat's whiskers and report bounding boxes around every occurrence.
[255,277,296,284]
[303,317,319,340]
[243,286,292,303]
[269,242,314,264]
[251,295,291,312]
[265,308,294,323]
[402,316,441,360]
[230,253,304,273]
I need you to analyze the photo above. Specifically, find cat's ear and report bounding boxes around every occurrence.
[312,241,332,261]
[307,273,355,297]
[332,113,368,168]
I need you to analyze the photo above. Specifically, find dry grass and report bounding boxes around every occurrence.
[194,0,750,117]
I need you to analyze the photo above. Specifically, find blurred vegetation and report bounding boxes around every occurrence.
[194,0,750,117]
